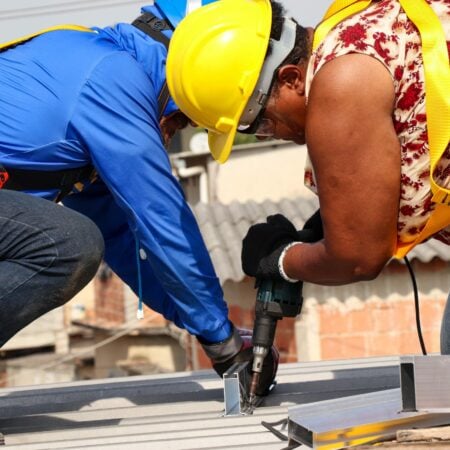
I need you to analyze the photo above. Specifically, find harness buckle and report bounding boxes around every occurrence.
[0,165,9,189]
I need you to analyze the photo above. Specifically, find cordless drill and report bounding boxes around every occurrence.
[248,278,303,405]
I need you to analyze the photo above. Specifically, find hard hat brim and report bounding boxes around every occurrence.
[208,128,237,164]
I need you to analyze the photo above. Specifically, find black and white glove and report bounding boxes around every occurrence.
[199,327,279,397]
[241,210,323,281]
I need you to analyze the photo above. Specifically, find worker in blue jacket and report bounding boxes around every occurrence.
[0,0,278,393]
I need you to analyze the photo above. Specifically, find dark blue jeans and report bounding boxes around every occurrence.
[0,190,104,347]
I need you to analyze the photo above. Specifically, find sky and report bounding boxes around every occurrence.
[283,0,332,26]
[0,0,334,41]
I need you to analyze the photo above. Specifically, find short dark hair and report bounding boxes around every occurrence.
[267,1,310,66]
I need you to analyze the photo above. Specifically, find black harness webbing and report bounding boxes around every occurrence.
[2,165,96,203]
[1,12,173,202]
[132,12,172,119]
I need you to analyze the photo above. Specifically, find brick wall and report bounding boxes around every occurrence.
[317,296,445,360]
[304,259,450,360]
[95,272,126,325]
[94,271,168,327]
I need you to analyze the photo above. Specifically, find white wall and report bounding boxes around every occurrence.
[213,143,314,203]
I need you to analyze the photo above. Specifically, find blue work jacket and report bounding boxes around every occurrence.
[0,19,231,343]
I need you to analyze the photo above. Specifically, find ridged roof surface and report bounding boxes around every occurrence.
[0,357,400,449]
[192,198,450,285]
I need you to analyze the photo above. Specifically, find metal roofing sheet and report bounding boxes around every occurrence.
[0,357,401,449]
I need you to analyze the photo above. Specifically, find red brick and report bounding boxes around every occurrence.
[371,301,396,333]
[321,335,366,360]
[347,307,374,333]
[367,332,401,356]
[196,343,212,369]
[397,331,423,354]
[422,330,440,354]
[94,273,125,324]
[274,317,296,356]
[420,298,444,331]
[228,305,254,330]
[318,305,349,334]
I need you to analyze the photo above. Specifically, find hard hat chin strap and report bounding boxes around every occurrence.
[238,18,297,132]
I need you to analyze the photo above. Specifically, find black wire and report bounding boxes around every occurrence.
[261,419,289,441]
[404,256,427,355]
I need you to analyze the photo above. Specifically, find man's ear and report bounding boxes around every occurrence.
[277,64,306,94]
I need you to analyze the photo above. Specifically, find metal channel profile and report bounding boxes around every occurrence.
[288,388,450,449]
[400,355,450,412]
[223,361,251,417]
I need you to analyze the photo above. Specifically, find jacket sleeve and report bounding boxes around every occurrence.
[66,52,232,343]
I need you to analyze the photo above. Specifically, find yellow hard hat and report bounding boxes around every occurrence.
[166,0,272,163]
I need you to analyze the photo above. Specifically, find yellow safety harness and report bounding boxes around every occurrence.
[0,24,94,51]
[313,0,450,258]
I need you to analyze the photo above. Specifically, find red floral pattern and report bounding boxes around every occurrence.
[304,0,450,247]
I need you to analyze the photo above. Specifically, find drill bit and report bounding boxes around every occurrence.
[248,346,267,406]
[248,371,260,406]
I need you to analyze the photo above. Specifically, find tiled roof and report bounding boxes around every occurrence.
[0,357,400,449]
[192,198,450,285]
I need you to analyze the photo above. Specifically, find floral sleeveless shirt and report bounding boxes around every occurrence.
[304,0,450,247]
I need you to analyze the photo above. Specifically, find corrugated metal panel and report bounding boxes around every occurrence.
[0,357,400,449]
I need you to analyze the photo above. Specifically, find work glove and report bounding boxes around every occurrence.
[199,327,279,397]
[241,209,323,281]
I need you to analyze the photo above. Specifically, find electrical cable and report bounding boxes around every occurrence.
[404,256,427,355]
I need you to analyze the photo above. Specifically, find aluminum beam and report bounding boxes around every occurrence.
[223,361,251,416]
[400,355,450,412]
[288,388,450,449]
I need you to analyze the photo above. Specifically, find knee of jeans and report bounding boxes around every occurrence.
[66,214,104,277]
[59,218,104,301]
[78,218,104,273]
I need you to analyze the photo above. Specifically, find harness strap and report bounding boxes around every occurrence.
[313,0,372,50]
[313,0,450,257]
[132,12,172,118]
[0,166,9,188]
[0,24,94,51]
[2,165,96,202]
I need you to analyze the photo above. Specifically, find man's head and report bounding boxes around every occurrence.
[140,0,218,145]
[166,0,312,163]
[160,110,194,147]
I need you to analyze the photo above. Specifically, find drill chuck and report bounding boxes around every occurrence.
[252,312,278,348]
[252,345,269,373]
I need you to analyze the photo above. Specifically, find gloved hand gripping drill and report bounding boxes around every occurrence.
[242,210,323,404]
